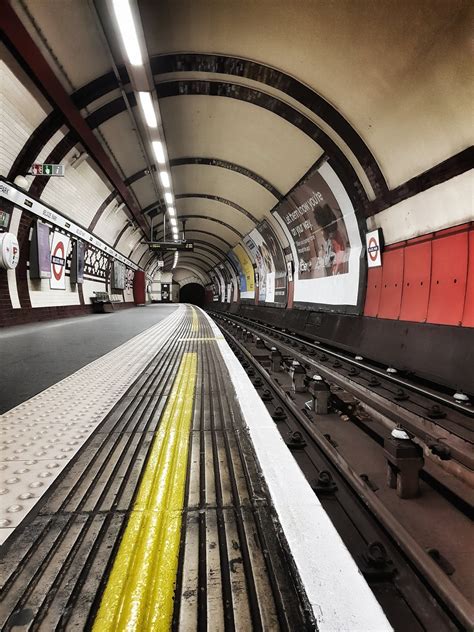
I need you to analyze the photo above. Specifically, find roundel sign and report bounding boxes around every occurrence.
[50,231,70,289]
[365,229,382,268]
[0,232,20,269]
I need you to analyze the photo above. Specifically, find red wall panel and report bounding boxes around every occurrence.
[461,228,474,327]
[427,229,469,326]
[364,267,382,317]
[378,248,404,319]
[399,238,432,322]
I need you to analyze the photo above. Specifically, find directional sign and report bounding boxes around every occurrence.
[366,229,383,268]
[31,164,65,177]
[147,241,194,252]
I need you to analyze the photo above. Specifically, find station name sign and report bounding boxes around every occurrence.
[147,240,194,252]
[30,164,65,177]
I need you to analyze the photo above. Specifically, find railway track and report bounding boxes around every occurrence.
[211,311,474,631]
[210,312,473,482]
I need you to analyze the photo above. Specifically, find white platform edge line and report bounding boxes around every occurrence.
[198,308,392,632]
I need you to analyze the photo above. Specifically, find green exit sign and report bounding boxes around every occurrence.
[30,164,65,177]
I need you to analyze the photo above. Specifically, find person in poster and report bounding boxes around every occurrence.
[257,220,287,303]
[277,170,350,280]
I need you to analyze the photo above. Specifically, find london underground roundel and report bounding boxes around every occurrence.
[50,231,70,289]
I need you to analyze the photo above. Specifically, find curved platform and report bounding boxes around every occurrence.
[0,306,389,631]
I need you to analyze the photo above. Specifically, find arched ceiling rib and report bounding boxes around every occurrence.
[163,257,210,277]
[144,194,257,223]
[124,159,282,198]
[152,215,243,239]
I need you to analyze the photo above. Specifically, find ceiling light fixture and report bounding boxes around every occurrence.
[167,206,176,216]
[165,192,173,204]
[138,92,157,128]
[170,217,177,227]
[112,0,143,66]
[160,170,170,188]
[152,140,165,164]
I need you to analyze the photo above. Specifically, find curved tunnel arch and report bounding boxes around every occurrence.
[8,52,378,259]
[151,214,243,239]
[3,50,384,293]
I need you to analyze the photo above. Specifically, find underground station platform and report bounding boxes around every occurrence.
[0,306,392,632]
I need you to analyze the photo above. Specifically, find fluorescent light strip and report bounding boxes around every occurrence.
[165,192,173,204]
[152,141,165,164]
[170,218,177,227]
[160,171,170,188]
[167,206,176,216]
[138,92,157,128]
[112,0,142,66]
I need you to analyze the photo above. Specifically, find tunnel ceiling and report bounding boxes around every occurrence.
[5,0,472,278]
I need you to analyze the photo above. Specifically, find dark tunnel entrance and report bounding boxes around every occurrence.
[179,283,205,307]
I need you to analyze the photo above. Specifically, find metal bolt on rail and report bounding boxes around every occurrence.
[308,376,331,414]
[453,390,470,405]
[384,426,425,499]
[270,347,282,372]
[289,360,306,393]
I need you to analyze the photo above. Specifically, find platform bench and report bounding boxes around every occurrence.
[90,292,122,313]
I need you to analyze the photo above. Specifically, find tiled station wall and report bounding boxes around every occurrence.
[365,222,473,327]
[0,203,137,328]
[0,57,147,327]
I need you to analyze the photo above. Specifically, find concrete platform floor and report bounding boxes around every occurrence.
[0,304,179,414]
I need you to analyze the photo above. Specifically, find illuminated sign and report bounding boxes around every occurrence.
[30,164,65,177]
[147,241,194,252]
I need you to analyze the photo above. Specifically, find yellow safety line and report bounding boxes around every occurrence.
[93,352,198,632]
[191,307,198,332]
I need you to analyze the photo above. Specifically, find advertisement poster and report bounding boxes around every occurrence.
[227,249,245,294]
[273,161,363,309]
[224,260,239,302]
[30,221,51,279]
[257,220,287,304]
[243,220,287,305]
[50,231,70,290]
[71,240,85,284]
[209,271,220,301]
[215,267,226,302]
[218,264,232,303]
[233,244,255,299]
[112,261,126,290]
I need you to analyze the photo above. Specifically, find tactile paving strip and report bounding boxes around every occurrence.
[0,305,185,543]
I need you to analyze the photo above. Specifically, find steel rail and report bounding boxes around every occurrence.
[215,312,473,416]
[220,323,474,631]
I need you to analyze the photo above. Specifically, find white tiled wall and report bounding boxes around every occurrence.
[41,147,113,228]
[94,204,129,245]
[0,60,49,177]
[83,278,107,303]
[28,274,81,308]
